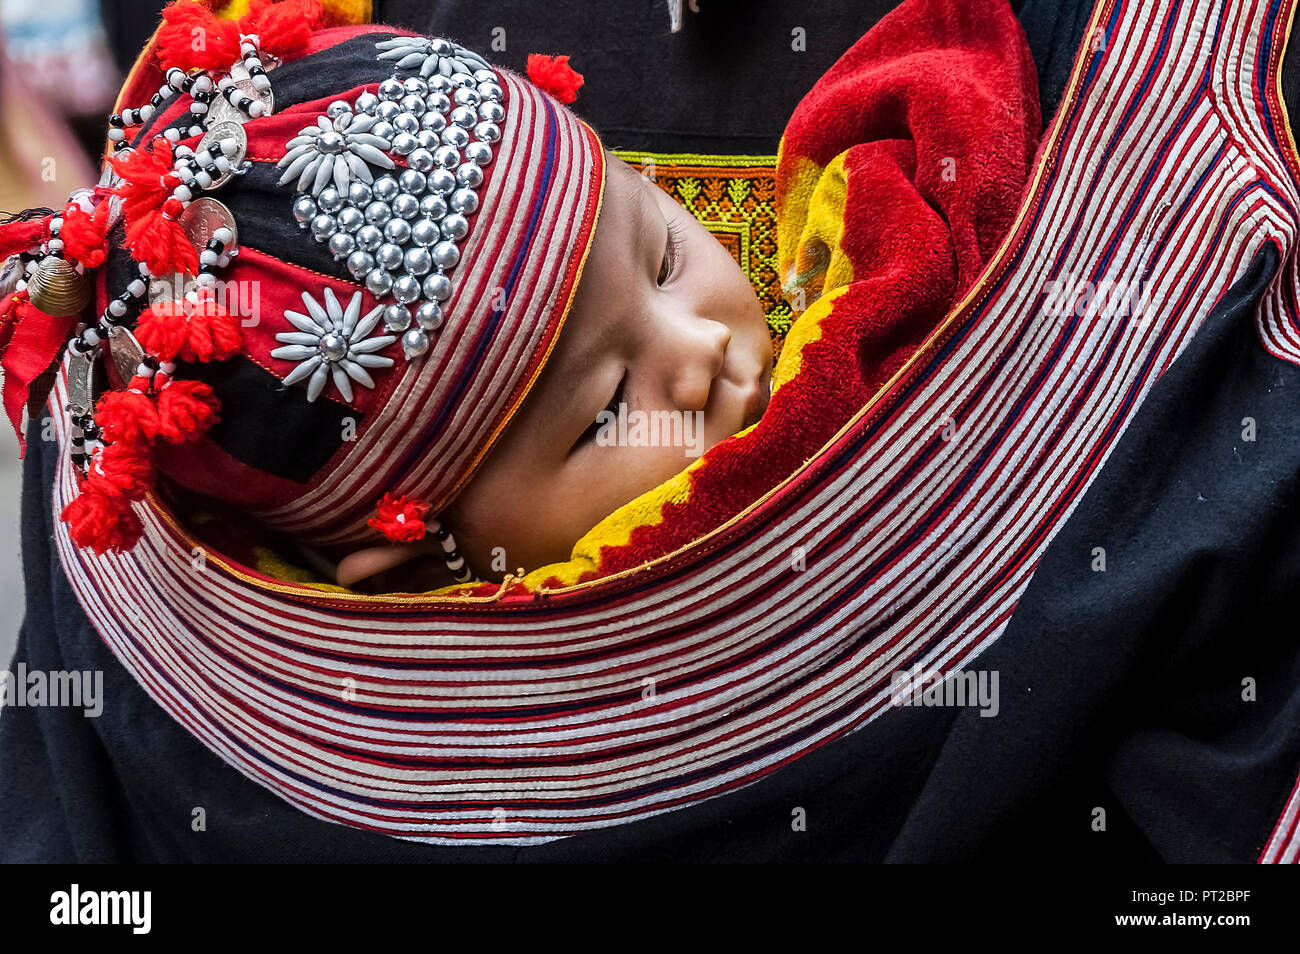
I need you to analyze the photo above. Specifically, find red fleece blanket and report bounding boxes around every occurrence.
[525,0,1041,588]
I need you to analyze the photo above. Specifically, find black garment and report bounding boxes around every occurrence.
[376,0,1093,153]
[5,0,1298,863]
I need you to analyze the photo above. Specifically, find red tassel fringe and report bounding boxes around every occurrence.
[525,54,584,104]
[111,139,198,277]
[154,378,220,444]
[155,1,242,73]
[155,0,325,72]
[96,380,163,445]
[61,477,147,554]
[60,201,111,269]
[136,294,242,363]
[61,369,222,555]
[244,0,323,58]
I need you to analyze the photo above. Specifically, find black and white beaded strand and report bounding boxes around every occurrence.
[240,35,272,92]
[63,255,153,477]
[216,73,268,120]
[171,137,243,197]
[108,68,210,151]
[429,518,474,583]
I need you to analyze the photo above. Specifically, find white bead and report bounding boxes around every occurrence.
[195,171,213,188]
[196,272,217,286]
[200,249,218,266]
[127,279,147,297]
[252,74,271,92]
[173,184,193,201]
[191,101,208,114]
[164,128,181,142]
[83,328,100,345]
[175,144,194,158]
[47,238,64,252]
[140,104,155,121]
[220,139,240,157]
[108,128,125,142]
[213,227,233,244]
[247,100,266,118]
[108,300,127,316]
[193,75,213,94]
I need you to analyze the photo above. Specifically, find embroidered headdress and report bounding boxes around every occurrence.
[0,0,604,581]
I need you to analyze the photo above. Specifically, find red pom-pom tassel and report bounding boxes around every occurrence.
[154,378,220,444]
[526,54,584,104]
[184,294,242,361]
[134,301,191,363]
[155,1,242,73]
[95,381,162,445]
[60,477,146,554]
[125,204,199,279]
[368,492,431,542]
[96,439,156,501]
[112,140,198,276]
[136,295,242,363]
[60,201,111,269]
[244,0,323,59]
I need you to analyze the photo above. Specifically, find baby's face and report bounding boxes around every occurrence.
[448,154,771,574]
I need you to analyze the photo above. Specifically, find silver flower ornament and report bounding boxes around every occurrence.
[272,287,397,402]
[276,104,395,196]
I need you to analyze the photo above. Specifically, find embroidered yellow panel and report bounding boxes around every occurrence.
[614,151,786,357]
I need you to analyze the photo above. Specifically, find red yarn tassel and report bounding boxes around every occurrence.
[154,378,220,444]
[136,295,242,363]
[110,132,178,213]
[134,301,190,363]
[525,54,584,104]
[96,438,156,501]
[127,199,199,278]
[95,377,163,445]
[184,294,242,361]
[60,477,146,554]
[155,1,242,73]
[244,0,324,58]
[112,140,198,276]
[60,201,111,269]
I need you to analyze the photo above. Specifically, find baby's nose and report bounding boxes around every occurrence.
[668,318,730,411]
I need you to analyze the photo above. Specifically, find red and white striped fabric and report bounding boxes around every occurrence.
[52,0,1300,847]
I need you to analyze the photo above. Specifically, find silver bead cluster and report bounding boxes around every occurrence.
[283,36,504,362]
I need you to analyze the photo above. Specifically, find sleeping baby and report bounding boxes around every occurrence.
[338,153,773,590]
